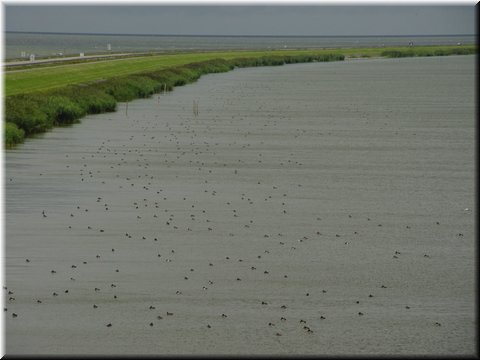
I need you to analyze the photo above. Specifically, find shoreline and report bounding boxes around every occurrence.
[4,45,476,149]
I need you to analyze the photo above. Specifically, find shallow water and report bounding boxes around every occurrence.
[4,55,476,355]
[5,32,475,59]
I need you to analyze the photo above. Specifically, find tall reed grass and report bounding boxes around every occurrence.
[4,122,25,148]
[7,53,345,147]
[3,47,472,148]
[381,46,476,58]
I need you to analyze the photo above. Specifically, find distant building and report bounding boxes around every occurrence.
[107,43,112,51]
[80,52,85,57]
[29,54,35,62]
[20,51,26,58]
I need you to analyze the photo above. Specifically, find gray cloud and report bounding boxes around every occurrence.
[4,5,475,36]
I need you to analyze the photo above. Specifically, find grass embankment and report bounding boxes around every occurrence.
[5,49,347,96]
[4,52,344,147]
[4,45,476,148]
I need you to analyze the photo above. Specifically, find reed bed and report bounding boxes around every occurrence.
[381,46,476,58]
[4,53,346,147]
[4,45,475,148]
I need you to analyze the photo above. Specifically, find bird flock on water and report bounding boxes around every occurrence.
[5,75,460,349]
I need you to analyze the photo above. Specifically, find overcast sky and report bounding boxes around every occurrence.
[4,5,475,36]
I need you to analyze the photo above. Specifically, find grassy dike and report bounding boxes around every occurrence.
[4,45,476,148]
[4,52,345,148]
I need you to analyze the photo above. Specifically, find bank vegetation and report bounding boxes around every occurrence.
[4,45,476,148]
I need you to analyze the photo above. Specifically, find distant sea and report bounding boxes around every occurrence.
[4,31,475,60]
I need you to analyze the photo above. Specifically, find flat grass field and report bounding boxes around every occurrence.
[4,45,475,97]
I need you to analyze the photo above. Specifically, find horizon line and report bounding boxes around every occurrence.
[5,30,475,38]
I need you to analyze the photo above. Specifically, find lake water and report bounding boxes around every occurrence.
[4,55,476,355]
[4,32,475,59]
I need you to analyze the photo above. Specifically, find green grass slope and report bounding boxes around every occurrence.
[3,45,476,148]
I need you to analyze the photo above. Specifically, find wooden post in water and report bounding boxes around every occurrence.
[193,100,199,117]
[164,83,167,95]
[126,102,129,117]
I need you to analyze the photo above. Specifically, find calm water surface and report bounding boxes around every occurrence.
[4,32,475,59]
[5,56,476,355]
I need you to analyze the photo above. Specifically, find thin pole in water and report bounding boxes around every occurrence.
[126,102,129,117]
[193,100,199,117]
